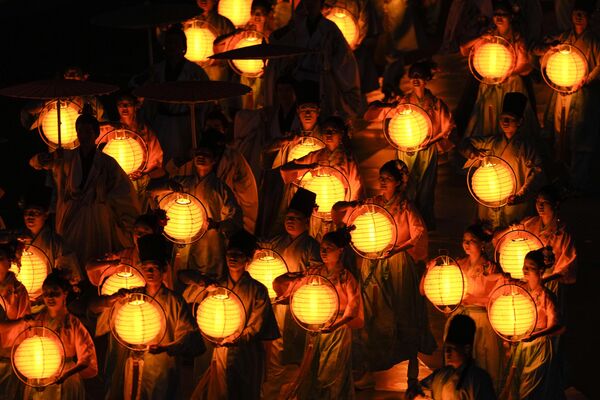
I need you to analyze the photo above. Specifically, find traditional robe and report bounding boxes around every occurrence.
[420,362,497,400]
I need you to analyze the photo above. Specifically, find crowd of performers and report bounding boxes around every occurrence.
[0,0,594,398]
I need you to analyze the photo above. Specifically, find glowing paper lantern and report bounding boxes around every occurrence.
[287,136,326,162]
[325,7,359,49]
[111,293,166,348]
[423,256,467,313]
[542,44,588,94]
[10,244,51,300]
[218,0,252,27]
[39,100,81,149]
[229,30,266,77]
[290,275,339,331]
[495,229,543,279]
[300,167,349,218]
[384,104,432,152]
[184,20,217,64]
[99,265,145,296]
[196,287,245,343]
[488,284,537,341]
[348,204,396,259]
[469,36,515,84]
[468,156,516,207]
[247,250,289,299]
[159,192,208,245]
[100,129,148,176]
[11,327,65,387]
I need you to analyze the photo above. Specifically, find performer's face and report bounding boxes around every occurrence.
[444,342,469,368]
[499,114,520,136]
[194,149,217,174]
[226,250,250,273]
[23,207,48,233]
[117,99,137,120]
[572,10,589,30]
[379,171,402,197]
[285,210,309,237]
[197,0,215,12]
[322,127,343,149]
[493,10,511,29]
[297,104,319,130]
[141,262,164,285]
[522,259,542,289]
[42,285,67,311]
[535,195,557,220]
[462,232,483,257]
[320,240,342,264]
[409,76,426,89]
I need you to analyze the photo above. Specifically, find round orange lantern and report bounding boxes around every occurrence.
[99,129,148,176]
[11,326,65,388]
[158,191,209,245]
[218,0,252,27]
[488,283,537,342]
[184,19,217,64]
[423,255,467,313]
[467,155,516,208]
[247,249,289,299]
[290,275,339,332]
[495,228,543,279]
[348,204,397,259]
[228,30,267,78]
[98,264,146,296]
[469,36,516,84]
[287,136,326,163]
[325,7,360,49]
[195,286,246,343]
[10,244,51,300]
[299,166,350,219]
[384,103,432,152]
[39,100,81,149]
[110,293,167,350]
[541,44,588,94]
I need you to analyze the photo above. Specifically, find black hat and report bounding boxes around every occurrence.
[446,314,476,346]
[295,80,320,106]
[573,0,595,14]
[408,60,436,81]
[227,230,258,258]
[137,234,170,267]
[19,186,52,211]
[288,188,317,218]
[501,92,528,119]
[493,0,514,13]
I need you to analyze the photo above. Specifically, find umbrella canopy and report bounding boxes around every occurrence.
[0,79,119,100]
[210,43,317,60]
[133,81,252,103]
[91,4,200,29]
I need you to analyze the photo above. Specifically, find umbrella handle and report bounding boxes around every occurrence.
[57,98,62,149]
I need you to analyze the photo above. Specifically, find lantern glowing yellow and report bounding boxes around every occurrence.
[495,229,543,279]
[11,327,65,387]
[230,31,266,77]
[184,20,216,63]
[247,250,288,299]
[100,130,147,176]
[325,8,359,49]
[423,256,467,313]
[385,104,432,152]
[39,100,81,149]
[542,44,588,93]
[488,284,537,341]
[288,137,326,162]
[291,276,338,330]
[196,288,245,342]
[159,192,208,244]
[112,295,165,347]
[10,245,51,300]
[468,156,516,207]
[470,36,515,84]
[348,204,396,258]
[300,167,349,218]
[99,266,146,296]
[218,0,252,27]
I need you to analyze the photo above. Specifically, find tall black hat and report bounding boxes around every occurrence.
[19,186,53,211]
[501,92,528,119]
[573,0,595,14]
[295,80,320,106]
[227,229,258,258]
[445,314,476,346]
[137,234,170,267]
[288,188,317,218]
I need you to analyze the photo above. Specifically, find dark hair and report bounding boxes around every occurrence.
[464,223,492,243]
[379,159,409,183]
[321,115,352,153]
[536,185,561,206]
[135,212,162,234]
[408,60,438,81]
[322,228,351,249]
[524,249,547,271]
[165,25,187,48]
[75,112,100,136]
[446,314,476,346]
[115,90,138,104]
[0,243,16,261]
[252,0,272,12]
[43,270,72,293]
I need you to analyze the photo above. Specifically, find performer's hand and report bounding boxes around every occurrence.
[129,170,143,180]
[207,218,220,230]
[219,334,238,347]
[148,344,167,354]
[470,148,488,159]
[54,373,67,385]
[507,194,521,205]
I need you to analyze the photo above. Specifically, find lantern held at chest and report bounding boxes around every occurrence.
[39,100,81,149]
[99,129,148,176]
[384,103,432,153]
[10,244,52,300]
[467,155,516,208]
[110,292,167,350]
[288,136,326,163]
[290,274,339,332]
[347,204,397,259]
[184,19,217,64]
[195,286,246,343]
[488,283,537,342]
[99,264,146,296]
[228,30,268,78]
[324,7,360,49]
[247,249,289,300]
[469,36,516,84]
[218,0,252,27]
[159,191,209,245]
[495,228,543,279]
[423,255,468,313]
[299,166,350,219]
[541,44,588,94]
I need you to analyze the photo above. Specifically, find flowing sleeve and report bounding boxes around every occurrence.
[436,98,455,138]
[516,140,544,199]
[220,150,258,233]
[72,316,98,379]
[143,127,164,171]
[302,239,322,270]
[550,228,577,284]
[218,181,243,238]
[328,24,363,117]
[544,289,560,328]
[166,295,205,357]
[105,155,141,233]
[405,203,428,261]
[239,283,280,342]
[341,272,363,328]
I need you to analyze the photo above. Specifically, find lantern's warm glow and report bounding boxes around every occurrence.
[423,260,467,311]
[288,137,326,162]
[497,232,543,279]
[301,170,347,217]
[471,160,515,205]
[386,104,431,151]
[13,335,63,380]
[247,250,288,299]
[325,8,359,49]
[40,101,80,149]
[102,131,147,175]
[351,209,395,255]
[159,192,207,244]
[197,292,245,341]
[231,32,265,77]
[10,246,50,299]
[100,268,145,296]
[185,22,216,63]
[291,279,338,326]
[545,45,587,89]
[114,299,163,346]
[489,286,536,340]
[218,0,252,27]
[472,41,514,82]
